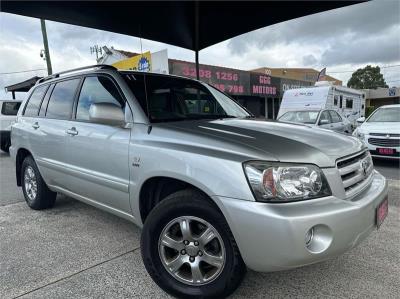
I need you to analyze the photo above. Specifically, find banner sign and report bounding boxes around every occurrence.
[250,73,280,96]
[112,51,152,72]
[169,60,250,95]
[280,78,312,93]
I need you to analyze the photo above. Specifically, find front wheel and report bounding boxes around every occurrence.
[141,190,246,298]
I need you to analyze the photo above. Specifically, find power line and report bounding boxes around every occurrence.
[0,68,47,75]
[327,64,400,74]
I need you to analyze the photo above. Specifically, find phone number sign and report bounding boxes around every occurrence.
[169,60,250,95]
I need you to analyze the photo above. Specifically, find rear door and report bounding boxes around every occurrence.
[65,75,132,213]
[32,78,81,189]
[19,84,50,158]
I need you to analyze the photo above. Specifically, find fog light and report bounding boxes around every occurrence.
[305,228,314,246]
[305,224,333,254]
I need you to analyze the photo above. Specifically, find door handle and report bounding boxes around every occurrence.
[32,122,40,129]
[66,127,78,136]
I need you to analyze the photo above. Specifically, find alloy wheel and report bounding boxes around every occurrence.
[24,166,37,201]
[158,216,225,286]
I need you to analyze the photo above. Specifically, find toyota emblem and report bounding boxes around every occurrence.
[360,159,368,176]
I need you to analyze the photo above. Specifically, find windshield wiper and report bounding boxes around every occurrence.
[200,114,238,119]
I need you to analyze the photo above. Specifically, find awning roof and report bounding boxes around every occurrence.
[5,76,42,93]
[2,1,363,51]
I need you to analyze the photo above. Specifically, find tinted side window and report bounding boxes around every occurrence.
[319,111,331,124]
[1,101,21,115]
[24,85,48,117]
[39,84,55,117]
[76,76,125,121]
[46,79,80,120]
[329,111,342,123]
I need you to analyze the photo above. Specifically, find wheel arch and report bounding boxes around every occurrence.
[15,148,32,186]
[138,176,223,225]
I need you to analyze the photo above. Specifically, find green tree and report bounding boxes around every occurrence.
[347,65,388,89]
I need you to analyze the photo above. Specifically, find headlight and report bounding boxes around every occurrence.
[352,129,365,140]
[244,162,331,202]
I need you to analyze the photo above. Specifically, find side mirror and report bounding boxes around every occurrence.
[356,117,365,123]
[89,103,125,126]
[319,119,329,125]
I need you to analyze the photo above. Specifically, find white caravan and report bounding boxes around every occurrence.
[278,82,365,125]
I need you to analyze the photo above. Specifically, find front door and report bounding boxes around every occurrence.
[317,110,333,130]
[329,110,345,133]
[65,75,131,214]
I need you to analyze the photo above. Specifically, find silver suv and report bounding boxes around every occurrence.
[11,65,389,298]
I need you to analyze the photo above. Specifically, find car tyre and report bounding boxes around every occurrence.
[141,189,246,299]
[21,155,56,210]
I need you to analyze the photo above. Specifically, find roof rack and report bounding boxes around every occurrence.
[36,64,117,85]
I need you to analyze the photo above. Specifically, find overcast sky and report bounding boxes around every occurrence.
[0,0,399,100]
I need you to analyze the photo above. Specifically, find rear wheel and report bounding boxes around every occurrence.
[141,190,246,298]
[21,156,56,210]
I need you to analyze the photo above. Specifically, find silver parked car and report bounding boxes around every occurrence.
[11,65,388,298]
[278,109,353,134]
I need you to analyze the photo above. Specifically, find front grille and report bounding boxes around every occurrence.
[368,138,400,147]
[369,133,400,137]
[337,150,373,197]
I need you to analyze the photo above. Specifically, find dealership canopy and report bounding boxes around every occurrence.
[2,0,364,77]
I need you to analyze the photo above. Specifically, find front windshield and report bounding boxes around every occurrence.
[367,107,400,122]
[278,110,320,124]
[123,73,249,122]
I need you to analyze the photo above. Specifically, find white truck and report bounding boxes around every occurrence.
[277,82,365,125]
[0,100,22,152]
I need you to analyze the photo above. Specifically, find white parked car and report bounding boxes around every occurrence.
[277,109,353,134]
[0,100,22,152]
[353,104,400,159]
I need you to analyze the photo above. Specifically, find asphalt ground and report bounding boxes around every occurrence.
[0,151,399,299]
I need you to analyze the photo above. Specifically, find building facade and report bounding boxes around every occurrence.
[363,87,400,108]
[251,67,342,86]
[168,59,314,119]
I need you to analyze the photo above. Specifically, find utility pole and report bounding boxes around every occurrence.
[40,19,53,75]
[90,45,103,61]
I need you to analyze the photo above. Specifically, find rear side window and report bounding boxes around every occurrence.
[24,85,48,117]
[1,101,21,115]
[329,110,342,123]
[76,76,125,121]
[46,79,80,120]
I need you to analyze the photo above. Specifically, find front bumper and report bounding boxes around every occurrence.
[213,170,388,272]
[366,143,400,160]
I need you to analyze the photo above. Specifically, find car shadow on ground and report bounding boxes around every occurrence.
[373,158,400,168]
